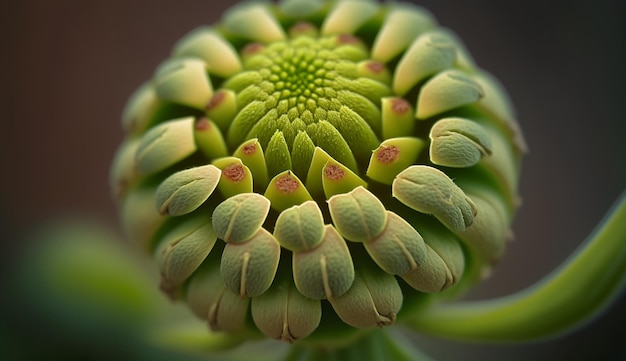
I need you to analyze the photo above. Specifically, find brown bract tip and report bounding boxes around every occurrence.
[376,146,400,164]
[337,34,361,45]
[207,91,226,110]
[195,117,211,130]
[224,163,246,183]
[275,173,299,194]
[391,98,410,114]
[242,143,257,155]
[366,61,385,73]
[242,42,265,56]
[324,164,345,181]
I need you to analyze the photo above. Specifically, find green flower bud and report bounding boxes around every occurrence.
[155,215,217,296]
[155,164,221,216]
[112,0,525,346]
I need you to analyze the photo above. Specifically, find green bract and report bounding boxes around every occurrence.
[111,0,525,346]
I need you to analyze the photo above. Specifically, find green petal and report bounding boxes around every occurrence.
[366,137,425,185]
[172,27,242,78]
[416,70,484,120]
[321,160,368,199]
[264,171,313,212]
[120,186,167,251]
[227,100,267,148]
[409,190,626,342]
[401,245,451,293]
[429,117,493,168]
[293,225,355,300]
[327,106,380,163]
[357,60,391,85]
[329,260,403,328]
[135,117,196,175]
[274,201,325,252]
[336,90,382,134]
[222,3,286,43]
[392,165,477,232]
[206,89,238,133]
[371,4,436,62]
[212,192,271,244]
[328,186,387,243]
[155,164,221,216]
[321,0,379,36]
[251,274,321,343]
[220,228,281,297]
[194,117,229,160]
[121,82,159,135]
[278,0,326,18]
[155,216,217,294]
[212,157,254,198]
[381,97,416,139]
[186,260,250,332]
[363,211,426,276]
[154,58,213,109]
[393,31,457,96]
[109,138,140,200]
[233,138,270,191]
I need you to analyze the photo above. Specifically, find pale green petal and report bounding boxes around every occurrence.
[222,3,286,43]
[429,117,492,168]
[186,260,250,333]
[371,4,436,62]
[392,165,477,232]
[416,70,484,120]
[329,261,403,329]
[251,274,322,342]
[233,138,270,191]
[321,0,379,36]
[328,186,387,243]
[154,58,213,109]
[155,164,221,216]
[381,97,416,139]
[293,225,355,300]
[393,31,457,96]
[265,130,293,177]
[321,160,368,199]
[109,138,140,200]
[220,228,281,297]
[121,82,159,135]
[135,116,196,175]
[212,192,271,243]
[274,201,325,252]
[120,186,167,252]
[155,216,217,294]
[206,89,238,133]
[172,27,242,78]
[363,211,426,276]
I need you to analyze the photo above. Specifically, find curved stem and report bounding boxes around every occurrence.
[406,189,626,342]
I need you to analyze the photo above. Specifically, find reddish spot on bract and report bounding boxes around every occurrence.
[275,174,299,194]
[291,22,315,33]
[242,143,257,155]
[391,98,410,114]
[224,163,245,183]
[376,146,400,164]
[207,91,226,110]
[242,42,264,56]
[366,61,385,73]
[324,164,345,181]
[195,117,211,130]
[337,34,361,45]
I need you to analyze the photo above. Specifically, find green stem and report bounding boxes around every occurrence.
[283,329,435,361]
[407,189,626,342]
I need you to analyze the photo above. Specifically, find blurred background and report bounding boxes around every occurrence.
[2,0,625,360]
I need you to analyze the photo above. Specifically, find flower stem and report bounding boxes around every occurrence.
[283,329,435,361]
[407,189,626,342]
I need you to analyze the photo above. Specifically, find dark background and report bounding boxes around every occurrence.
[2,0,625,360]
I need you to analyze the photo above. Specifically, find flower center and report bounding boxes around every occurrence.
[222,31,390,177]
